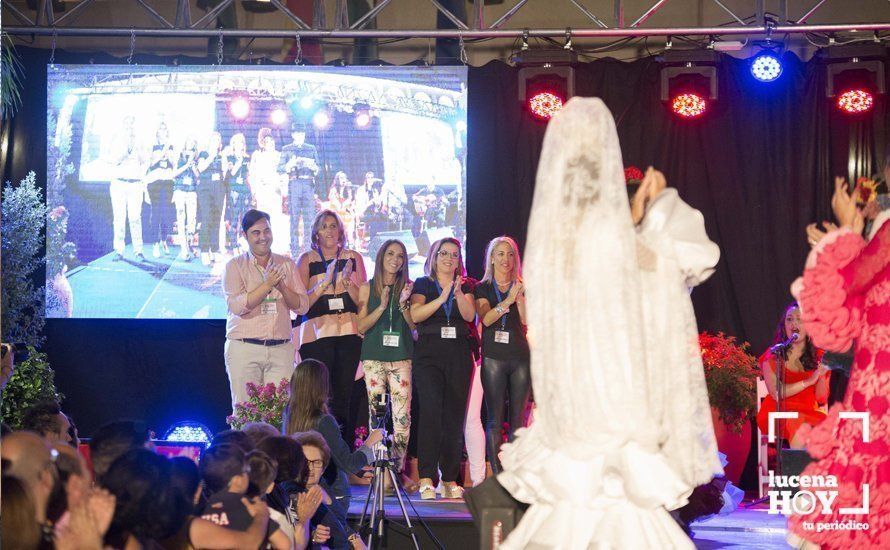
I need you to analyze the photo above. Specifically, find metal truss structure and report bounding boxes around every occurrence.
[3,0,890,39]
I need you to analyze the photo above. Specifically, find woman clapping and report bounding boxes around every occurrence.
[410,237,476,499]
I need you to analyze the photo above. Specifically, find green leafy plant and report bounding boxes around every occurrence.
[2,172,48,346]
[226,380,290,430]
[1,348,63,429]
[699,332,759,434]
[1,32,25,120]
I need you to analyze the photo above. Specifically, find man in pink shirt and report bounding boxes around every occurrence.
[223,209,309,410]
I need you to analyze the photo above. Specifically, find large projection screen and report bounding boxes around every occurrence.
[46,65,468,319]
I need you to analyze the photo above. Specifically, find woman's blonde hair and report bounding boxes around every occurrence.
[310,209,348,251]
[423,237,465,281]
[480,236,522,284]
[282,359,331,435]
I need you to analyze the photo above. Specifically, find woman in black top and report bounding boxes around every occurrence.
[475,236,530,474]
[196,131,227,265]
[223,132,252,255]
[295,210,368,444]
[172,137,199,261]
[146,122,177,258]
[409,237,476,499]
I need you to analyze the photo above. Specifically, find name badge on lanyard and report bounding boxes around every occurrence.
[382,331,400,347]
[435,279,458,340]
[212,172,221,182]
[261,297,277,316]
[494,282,513,345]
[328,297,345,311]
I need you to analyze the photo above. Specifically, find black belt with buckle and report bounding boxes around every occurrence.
[240,338,290,346]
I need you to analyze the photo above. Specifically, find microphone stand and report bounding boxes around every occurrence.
[747,337,793,508]
[775,345,788,477]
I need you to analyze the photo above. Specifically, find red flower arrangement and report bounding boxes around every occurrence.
[699,332,759,434]
[624,166,644,184]
[226,379,290,430]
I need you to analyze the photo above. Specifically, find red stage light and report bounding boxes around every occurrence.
[229,97,250,120]
[528,91,564,120]
[671,93,707,119]
[836,89,875,114]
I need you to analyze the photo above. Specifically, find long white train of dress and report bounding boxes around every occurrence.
[637,188,724,494]
[497,98,709,549]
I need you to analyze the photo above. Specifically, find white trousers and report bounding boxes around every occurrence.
[464,359,486,486]
[173,190,197,251]
[110,180,144,255]
[224,339,296,411]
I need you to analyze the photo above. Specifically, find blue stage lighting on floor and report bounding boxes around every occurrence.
[163,421,213,444]
[751,53,782,82]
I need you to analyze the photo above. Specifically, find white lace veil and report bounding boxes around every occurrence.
[523,97,651,456]
[497,97,696,549]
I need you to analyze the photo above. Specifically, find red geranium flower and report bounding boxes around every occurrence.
[624,166,644,184]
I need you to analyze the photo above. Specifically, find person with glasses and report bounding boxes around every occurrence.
[474,236,530,475]
[282,359,383,534]
[409,237,476,499]
[291,430,365,549]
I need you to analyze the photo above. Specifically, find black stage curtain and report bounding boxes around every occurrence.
[2,49,887,487]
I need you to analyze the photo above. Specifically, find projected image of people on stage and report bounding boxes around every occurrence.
[45,65,468,319]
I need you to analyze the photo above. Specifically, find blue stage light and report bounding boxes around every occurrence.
[163,421,213,444]
[751,53,782,82]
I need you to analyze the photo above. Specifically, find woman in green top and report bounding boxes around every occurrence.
[357,239,415,485]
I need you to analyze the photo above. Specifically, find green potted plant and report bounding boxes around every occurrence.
[1,348,63,429]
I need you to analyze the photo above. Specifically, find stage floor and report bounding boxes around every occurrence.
[346,486,790,549]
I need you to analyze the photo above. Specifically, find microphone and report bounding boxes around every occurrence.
[770,332,799,354]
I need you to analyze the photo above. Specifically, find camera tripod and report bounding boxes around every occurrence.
[356,443,421,549]
[356,433,421,549]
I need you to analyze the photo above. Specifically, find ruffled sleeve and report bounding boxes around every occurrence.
[790,227,870,352]
[638,189,720,288]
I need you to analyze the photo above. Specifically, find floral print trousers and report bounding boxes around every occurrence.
[362,359,412,472]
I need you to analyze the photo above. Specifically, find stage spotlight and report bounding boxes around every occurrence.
[270,108,288,126]
[299,96,315,110]
[822,44,885,116]
[354,104,373,129]
[660,50,719,120]
[163,421,213,444]
[671,93,708,118]
[312,109,332,130]
[516,49,576,121]
[837,89,875,114]
[528,91,565,120]
[355,111,372,128]
[229,97,250,120]
[751,52,783,82]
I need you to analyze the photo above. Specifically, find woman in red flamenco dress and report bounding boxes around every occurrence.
[756,302,831,449]
[787,178,890,549]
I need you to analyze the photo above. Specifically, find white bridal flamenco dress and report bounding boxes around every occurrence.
[498,97,721,549]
